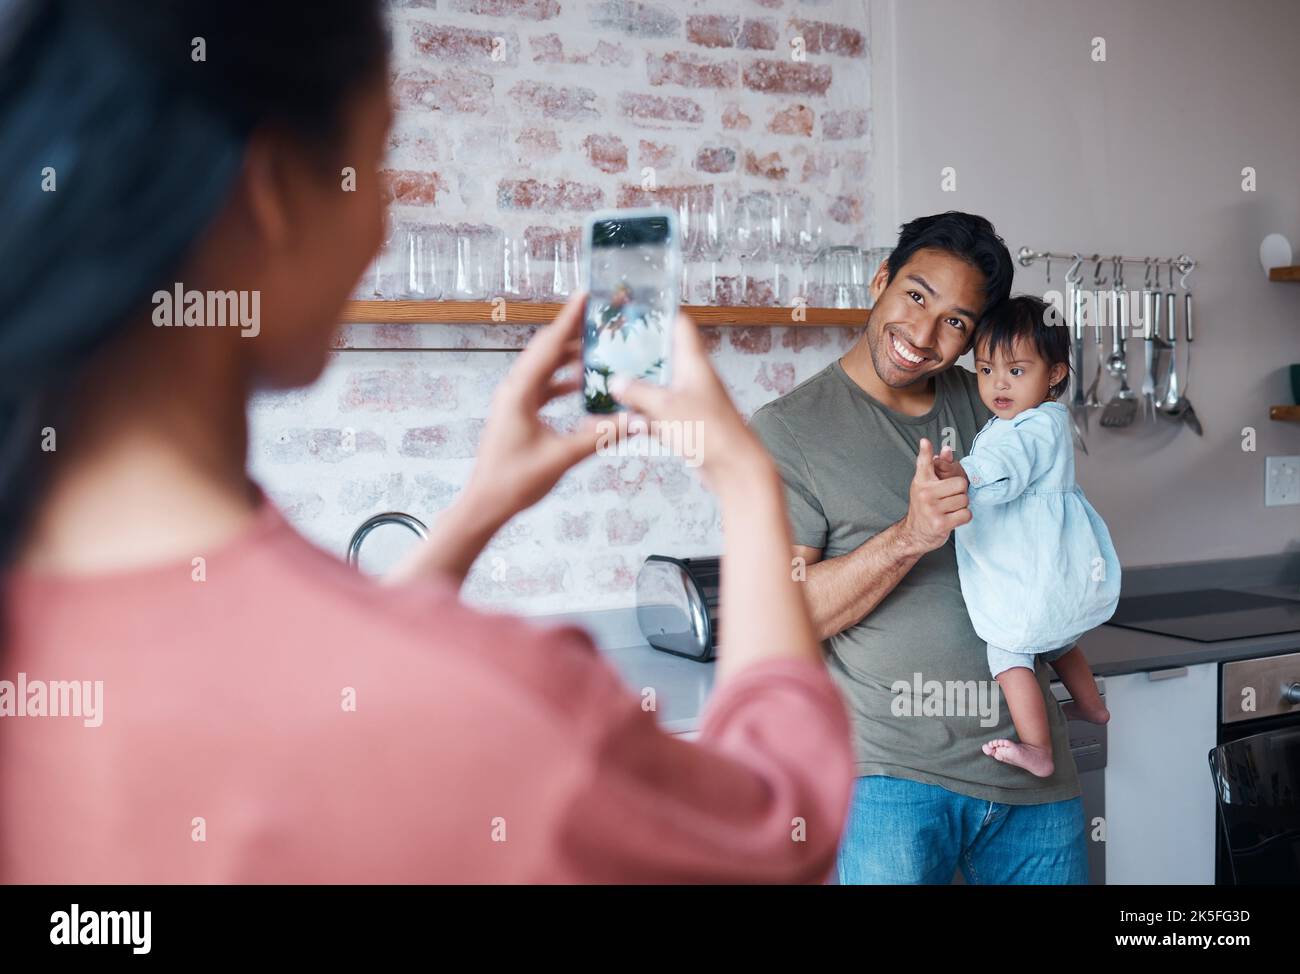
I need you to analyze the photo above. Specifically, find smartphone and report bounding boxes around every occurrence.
[581,209,679,413]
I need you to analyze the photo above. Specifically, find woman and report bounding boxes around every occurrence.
[0,0,852,882]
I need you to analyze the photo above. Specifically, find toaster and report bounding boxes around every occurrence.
[635,555,720,662]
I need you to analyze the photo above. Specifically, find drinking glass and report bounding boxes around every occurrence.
[772,191,815,304]
[429,225,456,299]
[357,221,400,298]
[809,245,869,309]
[731,192,774,305]
[697,187,733,305]
[403,225,443,299]
[863,246,891,291]
[501,234,533,300]
[453,227,479,300]
[476,227,504,299]
[453,226,504,300]
[544,235,580,299]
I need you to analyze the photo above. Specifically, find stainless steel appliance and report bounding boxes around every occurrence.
[1212,649,1300,883]
[634,555,719,662]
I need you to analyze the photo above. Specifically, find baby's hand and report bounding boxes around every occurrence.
[932,445,969,486]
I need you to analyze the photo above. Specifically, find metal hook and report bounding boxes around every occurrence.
[1045,254,1052,283]
[1091,254,1106,285]
[1177,257,1195,289]
[1060,252,1081,283]
[1112,255,1124,289]
[1143,257,1154,288]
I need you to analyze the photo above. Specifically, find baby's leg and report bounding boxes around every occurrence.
[1049,646,1110,724]
[984,664,1055,778]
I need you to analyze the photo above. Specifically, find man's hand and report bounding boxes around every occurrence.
[898,438,971,554]
[932,444,969,487]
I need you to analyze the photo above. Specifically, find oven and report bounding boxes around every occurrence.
[1214,648,1300,883]
[1107,587,1300,884]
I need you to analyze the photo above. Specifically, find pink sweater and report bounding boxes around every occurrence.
[0,498,853,883]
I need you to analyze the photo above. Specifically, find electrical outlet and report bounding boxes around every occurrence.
[1265,456,1300,507]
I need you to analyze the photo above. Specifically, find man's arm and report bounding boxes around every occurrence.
[796,439,971,641]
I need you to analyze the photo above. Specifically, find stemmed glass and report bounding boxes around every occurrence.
[674,190,694,304]
[699,186,733,305]
[676,186,715,305]
[730,191,774,305]
[773,191,816,306]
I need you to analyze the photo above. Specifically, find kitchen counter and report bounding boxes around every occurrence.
[531,552,1300,735]
[536,606,714,735]
[1081,556,1300,675]
[1082,598,1300,676]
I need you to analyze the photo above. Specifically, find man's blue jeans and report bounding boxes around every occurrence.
[836,775,1089,884]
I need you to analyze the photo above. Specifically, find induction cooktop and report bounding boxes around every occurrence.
[1107,588,1300,643]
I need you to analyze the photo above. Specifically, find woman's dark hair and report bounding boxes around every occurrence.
[0,0,389,565]
[971,294,1073,400]
[884,211,1014,318]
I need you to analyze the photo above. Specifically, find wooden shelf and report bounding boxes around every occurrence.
[1270,405,1300,421]
[341,300,869,327]
[1268,266,1300,282]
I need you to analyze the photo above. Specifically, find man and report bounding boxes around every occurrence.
[749,212,1087,884]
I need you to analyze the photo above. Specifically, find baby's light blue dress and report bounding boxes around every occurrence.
[954,401,1121,677]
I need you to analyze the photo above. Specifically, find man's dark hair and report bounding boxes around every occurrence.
[884,211,1014,318]
[971,294,1073,400]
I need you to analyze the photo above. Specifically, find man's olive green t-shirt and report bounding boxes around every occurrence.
[749,359,1080,805]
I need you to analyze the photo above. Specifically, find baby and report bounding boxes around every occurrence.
[934,295,1120,777]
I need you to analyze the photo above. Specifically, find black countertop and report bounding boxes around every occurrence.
[1081,558,1300,675]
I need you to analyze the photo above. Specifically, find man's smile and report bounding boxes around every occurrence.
[885,328,932,371]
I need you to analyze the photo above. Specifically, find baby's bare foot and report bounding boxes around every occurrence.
[983,739,1055,777]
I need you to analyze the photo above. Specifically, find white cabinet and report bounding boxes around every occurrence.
[1104,662,1218,884]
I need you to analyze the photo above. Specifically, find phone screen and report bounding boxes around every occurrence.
[582,210,678,414]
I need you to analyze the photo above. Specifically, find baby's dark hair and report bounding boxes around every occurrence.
[971,295,1072,400]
